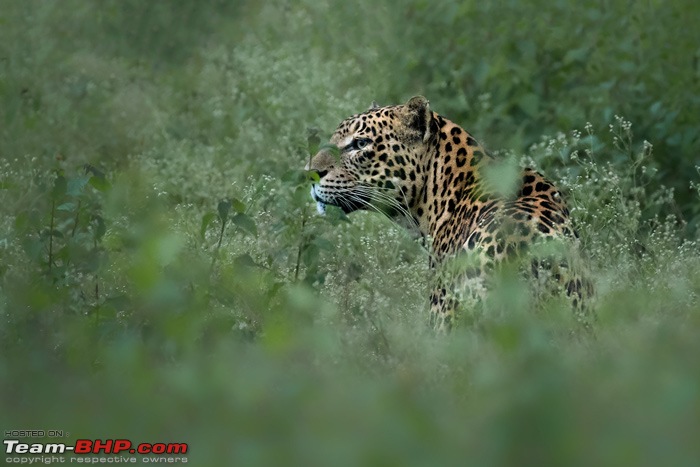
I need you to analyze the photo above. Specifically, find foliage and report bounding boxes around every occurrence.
[1,1,700,465]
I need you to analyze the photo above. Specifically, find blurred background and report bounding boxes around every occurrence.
[1,1,699,465]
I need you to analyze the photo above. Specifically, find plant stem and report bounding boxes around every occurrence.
[293,211,307,282]
[94,238,99,302]
[71,200,82,237]
[216,218,227,251]
[48,199,55,273]
[209,217,228,273]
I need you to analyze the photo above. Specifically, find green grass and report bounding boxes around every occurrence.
[1,1,700,465]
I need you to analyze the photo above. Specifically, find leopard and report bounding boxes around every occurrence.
[306,96,593,332]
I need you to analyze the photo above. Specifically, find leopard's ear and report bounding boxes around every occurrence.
[405,95,434,143]
[368,101,380,110]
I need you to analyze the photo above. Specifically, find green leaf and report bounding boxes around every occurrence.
[200,212,216,240]
[217,199,231,223]
[307,171,321,183]
[307,127,321,156]
[82,249,101,273]
[493,323,521,352]
[21,237,43,262]
[93,215,106,241]
[52,174,67,200]
[312,237,333,251]
[42,229,64,239]
[105,294,131,311]
[84,164,105,178]
[67,175,91,197]
[324,205,350,224]
[301,243,319,267]
[57,202,77,212]
[234,253,257,268]
[15,212,28,232]
[346,261,363,281]
[267,282,284,299]
[282,169,307,184]
[91,304,117,321]
[231,197,246,214]
[231,213,257,236]
[85,165,111,191]
[89,175,111,192]
[563,47,589,65]
[517,93,539,118]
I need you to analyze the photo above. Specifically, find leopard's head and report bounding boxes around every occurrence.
[307,96,437,217]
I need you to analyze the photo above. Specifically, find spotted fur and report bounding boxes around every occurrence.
[307,96,593,332]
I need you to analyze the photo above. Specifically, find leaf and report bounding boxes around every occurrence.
[307,171,321,183]
[517,93,539,118]
[85,164,111,191]
[281,169,307,184]
[346,261,363,282]
[105,294,131,311]
[312,237,334,251]
[231,213,257,236]
[91,304,118,321]
[89,175,111,192]
[93,215,106,241]
[563,47,589,65]
[84,164,105,178]
[200,212,216,240]
[57,202,77,212]
[231,197,246,214]
[307,127,321,156]
[82,249,101,273]
[42,229,64,239]
[303,270,326,287]
[301,243,319,267]
[493,323,521,352]
[21,237,43,262]
[217,199,231,223]
[15,212,28,232]
[267,282,285,299]
[52,174,67,200]
[67,175,91,197]
[234,253,257,268]
[323,205,350,224]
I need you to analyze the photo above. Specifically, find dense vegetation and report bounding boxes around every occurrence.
[1,1,699,465]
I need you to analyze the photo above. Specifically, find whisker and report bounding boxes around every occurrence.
[352,185,419,230]
[346,192,388,219]
[355,185,414,219]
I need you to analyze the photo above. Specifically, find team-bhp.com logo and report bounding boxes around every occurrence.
[5,439,188,463]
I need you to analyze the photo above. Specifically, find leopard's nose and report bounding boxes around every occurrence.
[306,149,337,177]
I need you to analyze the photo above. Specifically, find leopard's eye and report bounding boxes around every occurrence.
[355,138,371,150]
